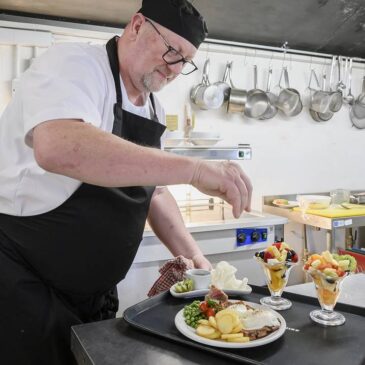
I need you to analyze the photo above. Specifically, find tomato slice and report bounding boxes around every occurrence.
[199,301,208,313]
[206,308,215,317]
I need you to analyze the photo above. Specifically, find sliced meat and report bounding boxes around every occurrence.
[242,325,280,340]
[205,285,228,303]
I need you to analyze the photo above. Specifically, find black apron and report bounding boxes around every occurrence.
[0,36,166,365]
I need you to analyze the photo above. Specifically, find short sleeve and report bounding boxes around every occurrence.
[20,44,107,145]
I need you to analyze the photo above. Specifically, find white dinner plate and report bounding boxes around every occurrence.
[273,200,299,209]
[175,300,286,348]
[170,284,252,299]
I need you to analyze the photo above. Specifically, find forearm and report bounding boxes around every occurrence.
[33,119,197,187]
[147,187,203,259]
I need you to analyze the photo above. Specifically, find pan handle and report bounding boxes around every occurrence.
[329,55,336,92]
[284,67,290,88]
[253,65,258,89]
[222,61,230,83]
[266,67,273,92]
[228,61,235,88]
[202,58,210,85]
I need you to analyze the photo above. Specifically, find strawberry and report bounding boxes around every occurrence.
[264,251,274,262]
[292,253,299,263]
[272,242,282,250]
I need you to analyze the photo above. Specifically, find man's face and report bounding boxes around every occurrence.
[132,17,197,93]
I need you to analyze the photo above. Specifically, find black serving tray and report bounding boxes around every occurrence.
[123,285,365,365]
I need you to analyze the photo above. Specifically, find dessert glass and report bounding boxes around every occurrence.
[256,259,296,310]
[306,269,349,326]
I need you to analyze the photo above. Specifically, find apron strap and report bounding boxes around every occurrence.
[106,36,159,121]
[106,36,123,103]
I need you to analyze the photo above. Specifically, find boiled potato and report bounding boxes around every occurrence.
[221,333,243,339]
[196,325,216,338]
[216,309,240,326]
[226,336,250,343]
[197,319,210,326]
[231,323,243,333]
[208,316,218,329]
[206,330,221,339]
[216,314,235,334]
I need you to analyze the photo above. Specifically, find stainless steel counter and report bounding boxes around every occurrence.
[263,193,365,253]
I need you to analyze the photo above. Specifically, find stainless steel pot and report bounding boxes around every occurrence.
[276,67,302,117]
[213,61,231,103]
[350,193,365,204]
[259,66,278,120]
[244,65,270,119]
[227,61,247,114]
[190,59,224,110]
[309,71,333,122]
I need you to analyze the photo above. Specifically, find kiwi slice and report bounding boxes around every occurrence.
[334,254,357,272]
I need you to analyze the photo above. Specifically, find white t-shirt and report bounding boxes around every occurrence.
[0,42,165,217]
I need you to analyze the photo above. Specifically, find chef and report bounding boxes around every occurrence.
[0,0,252,364]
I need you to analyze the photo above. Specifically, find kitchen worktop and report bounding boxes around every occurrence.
[143,210,288,237]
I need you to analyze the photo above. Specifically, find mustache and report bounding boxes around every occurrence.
[155,65,175,80]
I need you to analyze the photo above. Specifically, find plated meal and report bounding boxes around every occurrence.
[175,286,286,348]
[272,199,299,208]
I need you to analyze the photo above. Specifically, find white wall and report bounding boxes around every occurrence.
[1,21,365,209]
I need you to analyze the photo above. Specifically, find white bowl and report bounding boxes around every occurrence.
[164,138,184,147]
[296,195,331,210]
[190,138,222,146]
[185,269,211,290]
[190,131,220,139]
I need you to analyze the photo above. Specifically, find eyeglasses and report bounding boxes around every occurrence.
[145,19,198,75]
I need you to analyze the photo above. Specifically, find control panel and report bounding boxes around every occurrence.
[236,228,268,247]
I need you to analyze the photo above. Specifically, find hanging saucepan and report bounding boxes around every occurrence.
[276,67,302,117]
[190,58,224,110]
[260,66,278,120]
[227,61,247,114]
[213,61,231,103]
[317,73,334,121]
[352,76,365,120]
[319,55,343,113]
[309,71,333,122]
[349,107,365,129]
[244,65,270,119]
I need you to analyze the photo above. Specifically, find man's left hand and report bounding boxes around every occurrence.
[191,253,212,270]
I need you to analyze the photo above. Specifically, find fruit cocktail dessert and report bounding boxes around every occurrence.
[303,250,357,326]
[255,242,298,310]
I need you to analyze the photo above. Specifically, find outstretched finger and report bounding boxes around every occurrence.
[239,170,252,211]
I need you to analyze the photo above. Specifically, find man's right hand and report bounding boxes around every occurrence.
[190,160,252,218]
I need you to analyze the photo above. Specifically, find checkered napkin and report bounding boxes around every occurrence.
[147,255,194,297]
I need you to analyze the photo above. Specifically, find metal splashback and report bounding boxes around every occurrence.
[164,144,252,160]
